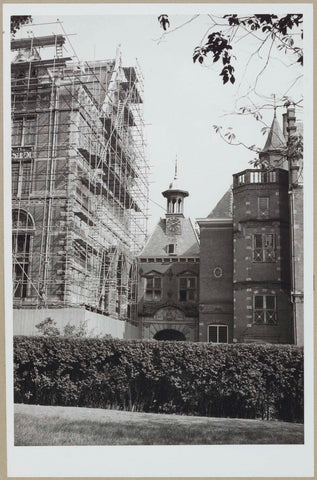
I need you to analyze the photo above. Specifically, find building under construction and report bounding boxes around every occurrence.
[11,34,149,337]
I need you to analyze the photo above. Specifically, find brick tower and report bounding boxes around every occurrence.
[232,113,293,343]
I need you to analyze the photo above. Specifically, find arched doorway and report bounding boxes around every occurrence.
[154,329,186,341]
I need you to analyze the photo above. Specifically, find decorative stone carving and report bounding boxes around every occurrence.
[154,307,184,322]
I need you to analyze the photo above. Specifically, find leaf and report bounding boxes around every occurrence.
[158,14,170,31]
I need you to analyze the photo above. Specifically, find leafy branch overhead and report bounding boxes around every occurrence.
[11,15,32,36]
[158,14,170,31]
[158,13,303,84]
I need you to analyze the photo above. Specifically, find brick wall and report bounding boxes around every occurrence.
[198,220,233,342]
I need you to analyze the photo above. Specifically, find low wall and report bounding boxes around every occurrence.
[13,308,140,339]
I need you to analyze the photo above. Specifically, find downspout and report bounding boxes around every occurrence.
[285,102,297,344]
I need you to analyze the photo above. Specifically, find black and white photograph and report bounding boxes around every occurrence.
[3,3,314,478]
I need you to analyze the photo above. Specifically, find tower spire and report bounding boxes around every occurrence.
[273,94,277,118]
[162,155,189,216]
[174,154,178,181]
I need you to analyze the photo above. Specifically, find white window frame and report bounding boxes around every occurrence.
[207,324,228,343]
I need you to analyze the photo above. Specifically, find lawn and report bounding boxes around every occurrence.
[14,403,304,446]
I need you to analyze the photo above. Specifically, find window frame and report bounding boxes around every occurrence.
[253,294,277,325]
[12,210,35,299]
[12,116,37,147]
[208,324,229,343]
[252,233,276,262]
[167,243,176,255]
[257,196,270,219]
[178,276,197,302]
[144,275,162,302]
[12,159,33,197]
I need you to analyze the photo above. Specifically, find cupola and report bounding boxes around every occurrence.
[162,156,189,216]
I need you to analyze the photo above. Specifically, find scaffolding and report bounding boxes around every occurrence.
[11,29,149,324]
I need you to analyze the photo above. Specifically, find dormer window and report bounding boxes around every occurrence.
[168,243,175,255]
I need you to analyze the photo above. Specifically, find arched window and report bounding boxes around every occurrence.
[12,209,34,298]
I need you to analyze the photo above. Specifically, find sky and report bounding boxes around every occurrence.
[11,9,303,232]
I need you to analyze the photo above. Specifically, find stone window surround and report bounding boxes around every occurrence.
[178,275,197,302]
[252,233,276,262]
[144,274,162,301]
[253,294,277,325]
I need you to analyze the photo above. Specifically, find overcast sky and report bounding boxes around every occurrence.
[11,8,303,231]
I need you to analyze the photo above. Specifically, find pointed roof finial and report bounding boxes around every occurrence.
[262,112,286,153]
[174,154,178,181]
[273,93,277,117]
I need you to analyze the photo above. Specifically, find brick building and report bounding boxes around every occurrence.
[11,35,149,337]
[137,168,200,340]
[139,110,303,346]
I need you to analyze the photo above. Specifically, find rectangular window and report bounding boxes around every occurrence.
[12,118,23,146]
[208,325,228,343]
[168,244,175,255]
[12,161,33,197]
[253,233,276,262]
[12,117,36,146]
[258,197,269,218]
[254,295,277,324]
[12,233,31,299]
[179,276,196,302]
[145,276,162,301]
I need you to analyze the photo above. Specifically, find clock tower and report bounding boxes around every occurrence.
[137,156,199,342]
[162,157,189,236]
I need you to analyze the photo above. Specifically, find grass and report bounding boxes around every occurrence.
[14,403,304,446]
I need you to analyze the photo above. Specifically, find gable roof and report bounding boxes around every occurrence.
[140,217,199,257]
[207,188,233,219]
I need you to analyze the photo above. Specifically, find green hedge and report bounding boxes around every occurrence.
[14,337,304,422]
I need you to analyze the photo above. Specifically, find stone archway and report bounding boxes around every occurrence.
[154,329,186,341]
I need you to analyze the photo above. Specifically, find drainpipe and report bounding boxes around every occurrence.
[285,102,297,344]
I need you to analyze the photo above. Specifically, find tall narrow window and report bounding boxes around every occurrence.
[168,244,175,255]
[253,233,276,262]
[179,276,196,301]
[12,160,33,197]
[12,117,36,146]
[258,197,269,218]
[254,295,277,324]
[208,325,228,343]
[145,276,162,301]
[12,210,34,299]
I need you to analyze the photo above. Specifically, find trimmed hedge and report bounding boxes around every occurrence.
[14,337,304,422]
